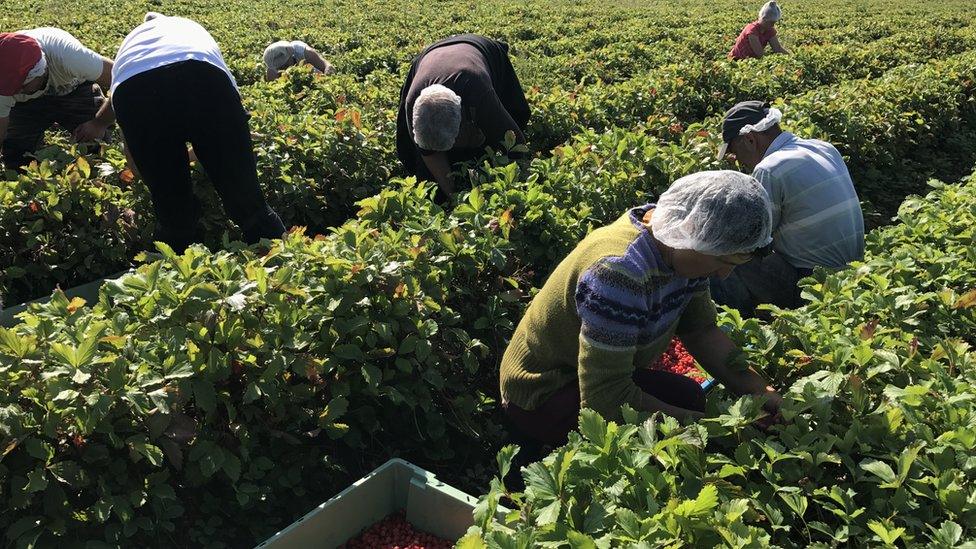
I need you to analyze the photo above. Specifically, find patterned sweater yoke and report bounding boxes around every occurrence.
[576,207,711,351]
[500,204,717,419]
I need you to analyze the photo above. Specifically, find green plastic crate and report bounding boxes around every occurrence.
[0,271,125,328]
[256,458,482,548]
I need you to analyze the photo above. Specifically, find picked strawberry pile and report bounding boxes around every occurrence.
[339,511,453,549]
[649,338,708,384]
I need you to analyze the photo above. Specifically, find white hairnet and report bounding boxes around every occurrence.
[759,1,782,22]
[739,107,782,135]
[264,40,298,71]
[26,52,47,82]
[412,84,462,151]
[651,170,773,256]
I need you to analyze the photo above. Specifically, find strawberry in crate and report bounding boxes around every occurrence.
[339,511,453,549]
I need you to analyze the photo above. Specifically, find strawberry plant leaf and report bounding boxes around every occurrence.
[861,459,898,485]
[496,444,519,482]
[868,520,905,546]
[192,380,216,414]
[536,499,561,525]
[578,409,607,444]
[456,532,489,549]
[565,530,598,549]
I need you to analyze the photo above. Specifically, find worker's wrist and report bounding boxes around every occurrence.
[743,374,773,396]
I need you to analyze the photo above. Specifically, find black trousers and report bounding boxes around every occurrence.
[112,61,285,252]
[710,253,815,318]
[503,369,706,446]
[1,83,105,168]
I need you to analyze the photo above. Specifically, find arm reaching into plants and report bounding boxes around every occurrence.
[769,36,788,54]
[681,323,783,415]
[303,46,334,74]
[748,34,765,57]
[421,152,455,197]
[73,58,116,142]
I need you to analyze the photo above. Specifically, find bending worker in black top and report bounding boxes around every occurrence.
[396,34,530,202]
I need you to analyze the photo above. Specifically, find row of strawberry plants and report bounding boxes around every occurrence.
[527,43,976,150]
[0,196,505,546]
[2,99,971,545]
[0,125,665,544]
[2,74,974,544]
[465,169,976,547]
[5,0,968,89]
[5,44,975,308]
[2,5,972,305]
[0,106,754,545]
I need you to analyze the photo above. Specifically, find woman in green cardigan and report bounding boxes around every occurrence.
[500,170,785,445]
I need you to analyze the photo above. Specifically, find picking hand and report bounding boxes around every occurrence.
[753,387,786,431]
[759,386,784,415]
[73,120,108,143]
[754,411,785,432]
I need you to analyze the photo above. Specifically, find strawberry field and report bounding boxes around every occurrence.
[1,0,976,547]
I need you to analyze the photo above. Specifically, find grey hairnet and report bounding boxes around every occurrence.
[759,1,782,22]
[412,84,462,151]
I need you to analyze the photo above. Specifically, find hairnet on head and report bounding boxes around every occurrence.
[759,1,782,22]
[264,41,298,71]
[651,170,773,256]
[412,84,462,151]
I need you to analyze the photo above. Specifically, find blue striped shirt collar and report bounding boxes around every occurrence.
[762,131,797,159]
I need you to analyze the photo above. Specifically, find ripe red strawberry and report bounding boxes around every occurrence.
[649,338,707,384]
[340,511,451,548]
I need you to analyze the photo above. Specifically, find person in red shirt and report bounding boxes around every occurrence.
[729,1,789,61]
[0,30,116,169]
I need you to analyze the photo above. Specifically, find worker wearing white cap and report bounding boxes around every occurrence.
[263,41,334,81]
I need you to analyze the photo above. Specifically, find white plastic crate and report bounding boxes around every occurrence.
[0,270,125,327]
[256,458,482,548]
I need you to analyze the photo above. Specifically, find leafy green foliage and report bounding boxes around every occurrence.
[3,1,976,304]
[469,171,976,547]
[1,0,976,546]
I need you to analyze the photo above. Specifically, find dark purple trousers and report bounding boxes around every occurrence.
[503,369,706,445]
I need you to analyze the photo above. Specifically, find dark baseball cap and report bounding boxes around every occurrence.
[717,100,771,159]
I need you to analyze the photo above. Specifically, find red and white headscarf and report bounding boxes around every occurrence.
[0,33,45,96]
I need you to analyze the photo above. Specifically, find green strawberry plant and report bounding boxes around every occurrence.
[0,1,975,547]
[466,170,976,547]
